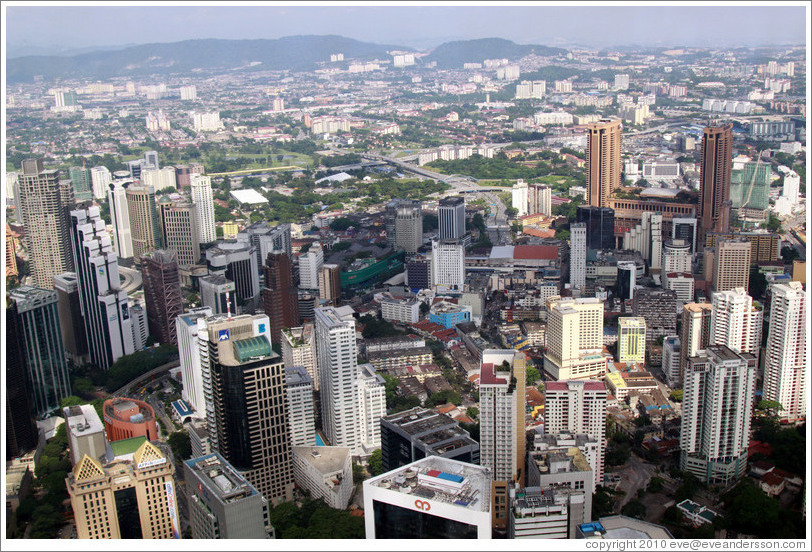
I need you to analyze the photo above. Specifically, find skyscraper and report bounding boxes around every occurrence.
[68,166,94,202]
[586,118,622,208]
[438,196,466,240]
[394,202,423,253]
[69,206,135,370]
[206,240,260,302]
[357,364,387,451]
[190,174,216,244]
[528,183,552,216]
[285,366,316,447]
[680,346,756,484]
[671,217,698,254]
[512,180,529,217]
[318,263,341,305]
[261,251,300,344]
[678,303,713,388]
[622,211,662,271]
[175,307,213,413]
[280,324,318,391]
[763,282,807,422]
[141,249,183,345]
[711,239,751,292]
[6,300,39,458]
[315,307,359,450]
[107,179,134,261]
[9,286,72,417]
[158,200,201,267]
[698,124,733,240]
[298,242,324,291]
[576,206,615,250]
[199,313,294,505]
[53,272,89,364]
[90,165,111,200]
[431,238,465,293]
[544,296,606,380]
[569,223,586,290]
[14,159,75,288]
[617,317,646,364]
[709,288,762,357]
[125,184,162,261]
[632,287,677,347]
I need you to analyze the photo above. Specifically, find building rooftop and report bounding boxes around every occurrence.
[64,404,104,437]
[581,515,674,539]
[285,365,312,386]
[513,245,559,260]
[366,456,491,512]
[293,446,351,475]
[185,453,259,503]
[546,380,607,392]
[110,436,148,459]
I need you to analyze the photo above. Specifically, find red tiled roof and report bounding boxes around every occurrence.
[513,245,559,260]
[454,414,475,424]
[760,472,785,487]
[479,363,507,385]
[545,380,606,391]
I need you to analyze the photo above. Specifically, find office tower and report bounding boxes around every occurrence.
[125,184,162,260]
[158,200,201,267]
[679,303,713,388]
[285,366,316,447]
[662,336,682,388]
[239,222,293,269]
[291,446,353,509]
[632,287,677,347]
[363,457,493,539]
[144,150,159,170]
[14,159,75,288]
[10,286,72,416]
[63,404,106,466]
[662,239,692,275]
[199,313,294,504]
[622,212,663,271]
[261,251,300,343]
[176,307,213,413]
[672,217,698,253]
[710,288,762,356]
[281,325,318,390]
[616,261,637,301]
[298,242,324,290]
[570,223,587,290]
[763,282,807,422]
[712,239,751,292]
[206,240,260,302]
[68,166,94,202]
[431,238,465,293]
[6,301,39,458]
[175,165,192,191]
[69,206,135,370]
[199,274,236,315]
[319,263,341,305]
[544,380,607,488]
[395,202,423,253]
[90,165,112,199]
[512,181,529,217]
[544,296,606,380]
[406,257,431,291]
[698,124,733,240]
[617,317,646,364]
[357,363,386,451]
[586,119,622,208]
[141,250,183,345]
[130,303,148,350]
[528,183,552,216]
[53,272,90,364]
[380,407,480,472]
[680,346,756,484]
[576,206,615,250]
[298,291,318,322]
[315,307,359,450]
[126,159,145,180]
[67,440,180,539]
[190,174,216,243]
[185,453,274,539]
[107,179,134,261]
[438,196,467,241]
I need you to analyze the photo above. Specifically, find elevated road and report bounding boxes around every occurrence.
[119,266,142,293]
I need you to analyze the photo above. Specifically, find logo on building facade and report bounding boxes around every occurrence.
[218,329,230,341]
[414,499,431,512]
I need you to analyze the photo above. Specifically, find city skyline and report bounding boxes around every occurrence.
[4,2,807,58]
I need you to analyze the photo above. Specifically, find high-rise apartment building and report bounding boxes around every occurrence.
[661,239,692,275]
[158,200,201,267]
[586,119,622,208]
[68,166,94,202]
[698,124,733,240]
[632,287,677,347]
[512,180,529,217]
[190,174,216,244]
[107,179,134,261]
[318,263,341,305]
[711,239,751,292]
[680,346,756,484]
[544,380,607,488]
[315,307,359,450]
[14,159,75,288]
[285,366,316,447]
[185,453,274,539]
[141,250,183,345]
[280,324,318,391]
[298,242,324,291]
[357,364,387,451]
[53,272,90,364]
[544,296,606,380]
[67,440,180,539]
[678,303,713,388]
[394,201,423,253]
[125,184,162,260]
[528,183,553,216]
[5,301,39,458]
[623,212,663,271]
[710,288,762,357]
[576,206,615,250]
[763,282,807,422]
[431,238,465,293]
[261,251,300,344]
[662,336,682,388]
[438,196,466,240]
[198,313,294,505]
[569,223,586,290]
[176,307,213,413]
[90,165,111,200]
[69,206,135,370]
[617,317,646,364]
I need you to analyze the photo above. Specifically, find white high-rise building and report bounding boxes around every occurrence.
[281,325,318,391]
[623,212,663,271]
[479,350,526,483]
[285,366,316,447]
[315,307,360,451]
[180,85,197,100]
[781,170,800,205]
[142,167,177,192]
[191,111,222,132]
[570,223,586,290]
[176,307,213,413]
[431,239,465,293]
[543,296,606,380]
[763,282,807,422]
[528,184,552,216]
[107,180,134,260]
[544,380,607,487]
[190,174,216,244]
[514,80,546,99]
[680,346,756,484]
[710,288,762,356]
[512,180,529,217]
[662,336,681,388]
[661,239,692,274]
[357,364,386,451]
[90,166,111,200]
[299,243,324,291]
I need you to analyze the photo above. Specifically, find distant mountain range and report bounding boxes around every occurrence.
[6,36,567,83]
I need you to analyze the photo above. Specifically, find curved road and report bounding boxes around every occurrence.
[119,266,143,293]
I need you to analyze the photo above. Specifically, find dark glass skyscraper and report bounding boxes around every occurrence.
[141,249,183,344]
[576,205,615,250]
[5,300,39,457]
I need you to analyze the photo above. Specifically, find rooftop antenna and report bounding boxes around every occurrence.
[225,290,232,320]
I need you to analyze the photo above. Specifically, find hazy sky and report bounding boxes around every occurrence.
[4,3,808,57]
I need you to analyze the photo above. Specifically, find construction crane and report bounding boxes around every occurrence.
[741,150,763,210]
